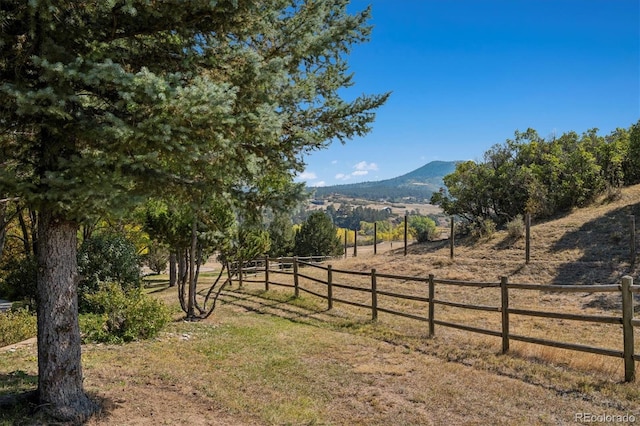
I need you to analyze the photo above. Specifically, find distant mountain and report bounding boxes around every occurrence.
[310,160,459,202]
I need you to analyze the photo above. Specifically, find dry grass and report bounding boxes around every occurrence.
[2,185,640,425]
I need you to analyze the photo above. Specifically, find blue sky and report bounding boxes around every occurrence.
[297,0,640,187]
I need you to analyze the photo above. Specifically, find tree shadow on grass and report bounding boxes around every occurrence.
[0,370,37,396]
[0,371,38,424]
[0,371,116,425]
[550,201,640,285]
[401,239,450,256]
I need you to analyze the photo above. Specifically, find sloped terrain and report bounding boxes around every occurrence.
[339,184,640,286]
[2,185,640,425]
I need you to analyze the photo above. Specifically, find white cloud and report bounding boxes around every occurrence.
[312,181,326,187]
[335,173,350,181]
[331,160,338,165]
[352,170,369,176]
[298,171,317,180]
[353,161,378,172]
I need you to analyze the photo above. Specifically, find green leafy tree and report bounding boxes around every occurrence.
[433,126,636,228]
[144,198,236,319]
[408,216,437,243]
[598,127,628,189]
[430,160,494,223]
[0,1,388,421]
[624,120,640,185]
[294,212,343,257]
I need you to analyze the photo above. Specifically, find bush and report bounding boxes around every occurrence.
[506,215,526,239]
[80,283,170,344]
[0,308,37,347]
[468,218,496,240]
[409,216,438,243]
[0,257,37,308]
[77,233,141,311]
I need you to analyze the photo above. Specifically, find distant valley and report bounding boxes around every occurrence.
[309,160,458,202]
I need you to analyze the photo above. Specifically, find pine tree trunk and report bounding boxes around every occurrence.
[36,212,97,422]
[169,251,177,287]
[0,202,6,263]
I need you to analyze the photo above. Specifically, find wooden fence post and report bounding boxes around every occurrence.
[501,276,509,354]
[404,215,408,256]
[327,265,333,310]
[630,215,636,265]
[344,232,347,259]
[449,216,454,259]
[264,256,269,291]
[622,276,635,382]
[371,269,378,321]
[374,222,377,255]
[525,213,531,264]
[293,257,299,298]
[238,261,243,288]
[428,274,435,337]
[354,229,357,257]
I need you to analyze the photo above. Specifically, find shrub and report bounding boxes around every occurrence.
[469,218,496,240]
[409,216,438,243]
[80,283,170,344]
[0,308,37,347]
[0,257,37,307]
[77,233,141,311]
[506,215,526,239]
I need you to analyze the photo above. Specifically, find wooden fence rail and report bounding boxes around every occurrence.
[234,256,638,382]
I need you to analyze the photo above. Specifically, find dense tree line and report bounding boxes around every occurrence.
[315,185,435,202]
[431,123,640,226]
[325,204,393,230]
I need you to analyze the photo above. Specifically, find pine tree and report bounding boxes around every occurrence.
[294,212,343,257]
[268,212,295,257]
[0,1,388,421]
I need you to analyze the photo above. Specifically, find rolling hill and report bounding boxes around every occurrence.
[310,160,458,202]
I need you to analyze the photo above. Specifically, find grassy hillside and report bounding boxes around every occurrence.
[355,183,640,286]
[2,185,639,425]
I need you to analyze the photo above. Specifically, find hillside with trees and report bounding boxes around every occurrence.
[431,123,640,230]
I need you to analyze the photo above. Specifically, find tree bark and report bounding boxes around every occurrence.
[178,249,187,287]
[169,251,177,287]
[187,218,197,319]
[0,202,6,263]
[36,212,98,422]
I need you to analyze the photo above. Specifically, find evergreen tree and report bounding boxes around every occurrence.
[267,213,295,257]
[294,212,343,257]
[0,1,388,421]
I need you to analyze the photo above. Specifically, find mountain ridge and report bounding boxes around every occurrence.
[310,160,459,202]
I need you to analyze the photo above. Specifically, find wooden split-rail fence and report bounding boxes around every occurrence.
[233,256,639,382]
